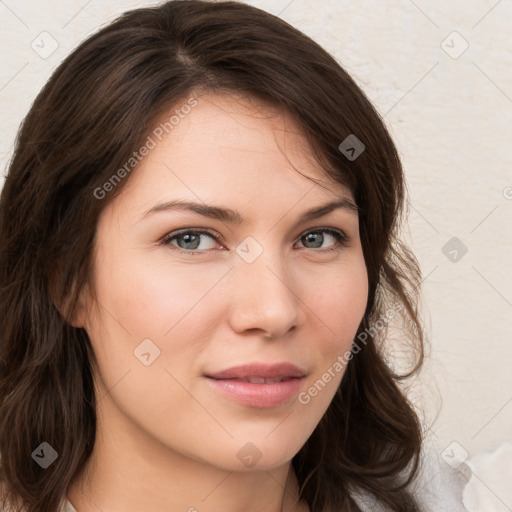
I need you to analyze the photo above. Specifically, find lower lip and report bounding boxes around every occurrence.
[205,377,304,408]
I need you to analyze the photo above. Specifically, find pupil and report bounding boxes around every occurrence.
[179,234,200,250]
[305,232,323,248]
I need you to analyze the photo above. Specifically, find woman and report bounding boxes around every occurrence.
[0,1,469,511]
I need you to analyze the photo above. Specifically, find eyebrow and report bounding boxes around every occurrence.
[141,197,358,224]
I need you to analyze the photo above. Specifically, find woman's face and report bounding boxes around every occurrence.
[80,93,368,471]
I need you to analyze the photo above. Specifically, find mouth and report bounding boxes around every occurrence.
[204,363,306,408]
[206,370,305,409]
[204,362,306,381]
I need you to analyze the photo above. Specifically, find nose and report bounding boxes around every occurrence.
[227,247,304,339]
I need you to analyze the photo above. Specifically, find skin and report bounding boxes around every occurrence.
[67,92,369,512]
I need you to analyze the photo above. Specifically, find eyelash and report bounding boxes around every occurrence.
[161,228,349,256]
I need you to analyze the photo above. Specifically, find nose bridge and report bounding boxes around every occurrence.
[228,237,301,336]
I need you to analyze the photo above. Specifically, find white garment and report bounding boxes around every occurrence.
[61,499,77,512]
[351,440,471,511]
[463,440,512,512]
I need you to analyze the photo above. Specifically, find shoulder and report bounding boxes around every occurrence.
[408,439,471,511]
[350,438,472,511]
[62,499,77,512]
[463,440,512,511]
[0,484,76,512]
[0,500,75,512]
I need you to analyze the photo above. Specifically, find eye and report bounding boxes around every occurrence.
[162,229,222,254]
[161,227,349,255]
[296,228,348,252]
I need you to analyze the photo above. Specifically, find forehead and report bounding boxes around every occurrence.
[113,92,352,217]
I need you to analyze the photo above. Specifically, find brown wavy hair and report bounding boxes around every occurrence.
[0,1,425,511]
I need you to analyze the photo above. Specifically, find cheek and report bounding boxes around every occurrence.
[308,256,368,341]
[84,250,224,438]
[93,243,231,342]
[300,256,368,395]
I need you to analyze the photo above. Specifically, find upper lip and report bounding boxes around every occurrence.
[205,363,306,380]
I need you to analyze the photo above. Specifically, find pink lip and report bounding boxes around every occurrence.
[206,378,303,408]
[204,363,306,408]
